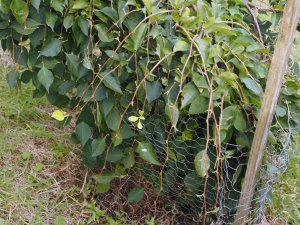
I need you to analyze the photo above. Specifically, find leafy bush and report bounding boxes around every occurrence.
[1,0,299,223]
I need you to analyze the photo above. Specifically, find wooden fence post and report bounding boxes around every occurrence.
[233,1,300,224]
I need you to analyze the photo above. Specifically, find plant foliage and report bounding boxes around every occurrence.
[0,0,299,223]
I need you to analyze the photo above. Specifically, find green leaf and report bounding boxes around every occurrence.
[115,165,127,176]
[234,108,248,132]
[220,71,238,83]
[236,133,252,148]
[6,70,20,89]
[11,18,37,35]
[10,0,28,24]
[192,72,208,88]
[122,148,135,168]
[58,80,75,94]
[95,171,117,184]
[142,0,154,13]
[181,83,199,109]
[112,131,123,147]
[75,122,92,146]
[194,151,210,177]
[241,77,262,95]
[146,80,162,103]
[65,53,80,77]
[105,50,120,61]
[189,96,209,115]
[96,102,102,130]
[78,16,89,36]
[184,172,201,192]
[132,23,147,51]
[180,7,194,23]
[267,131,277,145]
[221,105,238,130]
[21,70,32,84]
[99,71,123,94]
[50,0,65,14]
[11,18,40,35]
[165,103,179,128]
[100,7,118,22]
[91,137,106,157]
[72,0,89,10]
[96,183,110,193]
[282,80,299,95]
[39,38,62,57]
[120,124,134,139]
[63,15,74,29]
[31,0,41,12]
[45,11,58,30]
[117,0,129,25]
[195,37,211,65]
[173,40,190,52]
[83,57,93,70]
[276,106,287,117]
[204,19,236,36]
[94,24,114,42]
[0,0,11,14]
[37,65,54,93]
[107,148,124,162]
[105,110,120,131]
[12,46,28,67]
[127,187,144,203]
[136,142,161,166]
[100,97,114,117]
[54,216,66,225]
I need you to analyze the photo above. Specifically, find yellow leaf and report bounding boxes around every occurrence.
[139,116,145,120]
[128,116,139,122]
[138,110,144,116]
[51,110,67,121]
[137,120,143,129]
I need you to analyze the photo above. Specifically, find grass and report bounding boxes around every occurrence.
[266,138,300,224]
[0,65,88,225]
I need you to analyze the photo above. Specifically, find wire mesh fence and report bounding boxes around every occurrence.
[88,111,250,224]
[87,105,298,225]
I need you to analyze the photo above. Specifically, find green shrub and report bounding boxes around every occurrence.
[0,0,299,223]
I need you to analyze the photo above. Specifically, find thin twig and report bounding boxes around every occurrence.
[80,169,89,194]
[244,1,264,44]
[247,2,283,12]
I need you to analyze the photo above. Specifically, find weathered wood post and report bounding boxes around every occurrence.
[233,1,300,224]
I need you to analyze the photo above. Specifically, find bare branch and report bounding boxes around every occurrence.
[247,2,283,12]
[243,1,264,45]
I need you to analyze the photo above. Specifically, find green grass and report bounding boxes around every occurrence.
[267,141,300,224]
[0,66,87,225]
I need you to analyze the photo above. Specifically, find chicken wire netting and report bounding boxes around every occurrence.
[89,104,298,225]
